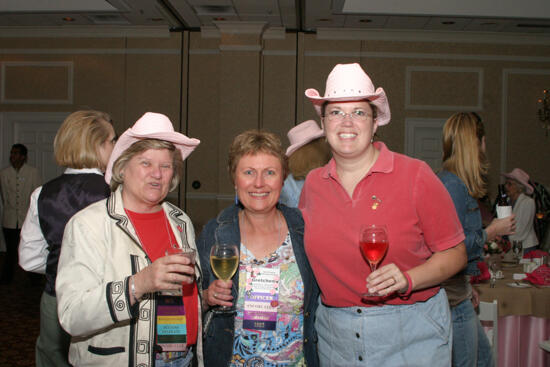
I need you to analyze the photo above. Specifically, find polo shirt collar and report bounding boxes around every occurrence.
[321,141,394,179]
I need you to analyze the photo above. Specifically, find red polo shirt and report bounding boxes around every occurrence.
[299,142,464,307]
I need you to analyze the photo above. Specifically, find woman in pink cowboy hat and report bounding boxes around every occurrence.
[56,112,204,367]
[503,168,539,254]
[280,120,331,207]
[299,63,467,366]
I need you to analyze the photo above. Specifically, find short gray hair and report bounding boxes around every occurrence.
[110,139,183,192]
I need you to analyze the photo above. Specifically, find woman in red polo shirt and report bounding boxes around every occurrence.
[299,63,467,366]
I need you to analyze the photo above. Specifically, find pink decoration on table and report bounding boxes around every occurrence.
[523,250,549,259]
[470,261,491,284]
[525,264,550,286]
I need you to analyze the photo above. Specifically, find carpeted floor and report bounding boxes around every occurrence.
[0,258,43,367]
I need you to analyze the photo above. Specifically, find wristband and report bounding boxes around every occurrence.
[130,276,140,303]
[399,271,413,298]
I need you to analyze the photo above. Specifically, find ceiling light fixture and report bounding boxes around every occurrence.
[62,17,75,22]
[441,21,455,25]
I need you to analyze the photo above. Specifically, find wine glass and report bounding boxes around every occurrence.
[512,240,522,263]
[359,224,389,297]
[210,243,239,313]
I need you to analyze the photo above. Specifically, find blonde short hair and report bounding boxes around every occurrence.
[54,110,113,170]
[110,139,183,192]
[442,112,488,198]
[289,138,331,180]
[228,130,288,185]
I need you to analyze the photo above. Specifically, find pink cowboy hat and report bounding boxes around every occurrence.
[286,120,325,156]
[105,112,200,184]
[305,63,391,126]
[502,168,534,195]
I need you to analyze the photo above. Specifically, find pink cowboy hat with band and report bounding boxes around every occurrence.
[286,120,325,156]
[305,63,391,126]
[502,168,534,195]
[105,112,200,184]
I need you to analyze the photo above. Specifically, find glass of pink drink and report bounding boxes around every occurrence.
[360,224,389,297]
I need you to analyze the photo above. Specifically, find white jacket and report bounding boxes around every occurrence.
[510,193,538,249]
[56,187,203,367]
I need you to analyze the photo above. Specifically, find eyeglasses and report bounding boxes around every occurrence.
[324,109,371,122]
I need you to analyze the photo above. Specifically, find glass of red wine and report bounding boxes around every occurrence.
[360,224,389,297]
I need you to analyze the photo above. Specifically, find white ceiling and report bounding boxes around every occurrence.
[1,0,550,34]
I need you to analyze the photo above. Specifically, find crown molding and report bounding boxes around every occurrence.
[0,26,170,38]
[316,28,550,45]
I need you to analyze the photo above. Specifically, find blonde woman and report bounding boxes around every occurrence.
[19,110,115,367]
[438,112,515,366]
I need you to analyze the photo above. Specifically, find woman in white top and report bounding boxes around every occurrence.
[18,110,116,367]
[503,168,539,254]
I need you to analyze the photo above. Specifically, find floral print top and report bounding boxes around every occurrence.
[230,233,306,366]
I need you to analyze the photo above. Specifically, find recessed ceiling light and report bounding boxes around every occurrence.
[213,17,226,21]
[62,17,75,22]
[441,21,455,25]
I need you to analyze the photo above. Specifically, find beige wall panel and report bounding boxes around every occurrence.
[126,34,182,49]
[506,72,550,186]
[72,55,126,130]
[124,53,182,127]
[407,68,481,108]
[261,54,296,142]
[262,34,297,143]
[2,63,71,103]
[186,50,221,231]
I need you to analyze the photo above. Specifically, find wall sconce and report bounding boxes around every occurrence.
[537,89,550,137]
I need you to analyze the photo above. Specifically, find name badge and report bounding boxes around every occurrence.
[157,295,187,351]
[243,266,280,331]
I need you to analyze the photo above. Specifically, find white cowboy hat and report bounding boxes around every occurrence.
[105,112,200,184]
[502,168,534,195]
[305,63,391,126]
[286,120,325,156]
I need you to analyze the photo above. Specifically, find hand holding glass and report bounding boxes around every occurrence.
[360,224,389,297]
[210,243,239,313]
[162,245,196,296]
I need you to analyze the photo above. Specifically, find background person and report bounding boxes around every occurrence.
[0,143,41,284]
[503,168,539,254]
[439,112,516,367]
[280,120,331,208]
[299,63,467,366]
[18,110,115,367]
[197,130,319,367]
[55,112,203,367]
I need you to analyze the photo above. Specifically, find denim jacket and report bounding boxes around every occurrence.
[196,203,320,367]
[438,171,487,275]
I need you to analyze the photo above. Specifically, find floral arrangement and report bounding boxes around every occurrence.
[484,237,511,255]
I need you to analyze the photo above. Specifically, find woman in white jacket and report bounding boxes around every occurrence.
[56,112,203,367]
[503,168,539,254]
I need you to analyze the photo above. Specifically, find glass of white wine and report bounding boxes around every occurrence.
[210,243,239,314]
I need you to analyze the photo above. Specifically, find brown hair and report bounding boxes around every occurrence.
[54,110,113,170]
[110,139,183,192]
[289,138,331,180]
[228,130,288,185]
[442,112,488,198]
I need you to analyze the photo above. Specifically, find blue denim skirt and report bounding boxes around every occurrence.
[316,289,452,367]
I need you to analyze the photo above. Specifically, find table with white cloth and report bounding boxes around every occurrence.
[473,262,550,367]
